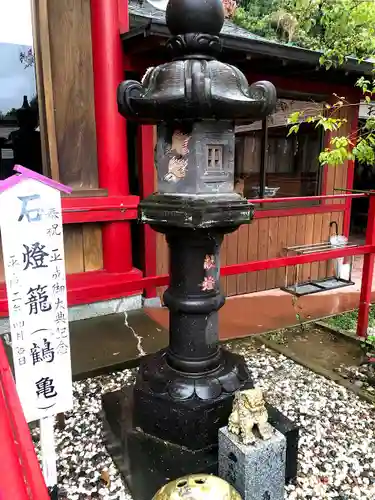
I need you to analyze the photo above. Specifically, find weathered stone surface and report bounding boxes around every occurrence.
[218,425,286,500]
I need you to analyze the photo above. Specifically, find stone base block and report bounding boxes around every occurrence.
[265,404,299,484]
[102,387,218,500]
[102,388,299,499]
[218,426,286,500]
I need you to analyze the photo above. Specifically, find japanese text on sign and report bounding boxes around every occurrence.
[0,177,72,423]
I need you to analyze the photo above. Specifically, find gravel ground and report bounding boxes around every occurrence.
[32,341,375,500]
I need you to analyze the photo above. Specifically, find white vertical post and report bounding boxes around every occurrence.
[40,416,57,487]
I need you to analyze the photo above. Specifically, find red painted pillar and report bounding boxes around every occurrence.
[357,194,375,338]
[90,0,132,273]
[138,125,157,298]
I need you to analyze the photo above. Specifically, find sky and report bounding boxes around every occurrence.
[0,0,35,115]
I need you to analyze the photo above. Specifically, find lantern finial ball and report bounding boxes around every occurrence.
[166,0,225,36]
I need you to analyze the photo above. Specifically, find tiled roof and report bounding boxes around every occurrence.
[128,0,282,43]
[126,0,371,76]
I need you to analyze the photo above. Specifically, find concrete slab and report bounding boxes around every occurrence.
[3,310,169,380]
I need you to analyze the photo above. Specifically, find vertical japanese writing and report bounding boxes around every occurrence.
[0,177,73,423]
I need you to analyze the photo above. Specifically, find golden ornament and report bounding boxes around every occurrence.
[152,474,242,499]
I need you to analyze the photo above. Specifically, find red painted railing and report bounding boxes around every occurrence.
[250,192,365,204]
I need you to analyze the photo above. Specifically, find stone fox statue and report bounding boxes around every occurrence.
[228,388,274,445]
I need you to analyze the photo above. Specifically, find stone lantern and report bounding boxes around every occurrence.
[103,0,277,498]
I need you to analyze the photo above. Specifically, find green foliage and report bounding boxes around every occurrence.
[325,306,375,332]
[231,1,375,168]
[362,334,375,353]
[233,0,375,60]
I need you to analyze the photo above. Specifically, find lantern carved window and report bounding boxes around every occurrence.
[206,145,224,173]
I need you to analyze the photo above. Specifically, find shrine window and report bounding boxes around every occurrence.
[234,98,325,207]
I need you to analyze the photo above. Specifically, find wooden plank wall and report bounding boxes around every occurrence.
[47,0,98,189]
[32,0,104,274]
[221,211,343,297]
[63,224,103,274]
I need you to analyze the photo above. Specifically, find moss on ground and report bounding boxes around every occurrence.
[324,306,375,332]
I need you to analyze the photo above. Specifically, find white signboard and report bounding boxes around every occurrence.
[0,171,72,424]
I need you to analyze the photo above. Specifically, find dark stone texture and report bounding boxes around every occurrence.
[102,388,299,500]
[155,121,235,195]
[133,349,252,449]
[118,0,276,124]
[124,221,255,452]
[102,388,218,500]
[166,0,224,37]
[117,67,276,123]
[266,404,300,484]
[140,193,253,229]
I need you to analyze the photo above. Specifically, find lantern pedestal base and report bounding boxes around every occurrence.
[102,385,299,500]
[131,348,253,449]
[102,386,219,500]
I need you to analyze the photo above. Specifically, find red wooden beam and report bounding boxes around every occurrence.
[90,0,133,273]
[62,196,139,209]
[222,245,372,276]
[246,73,361,101]
[249,192,365,204]
[61,195,139,223]
[254,203,346,219]
[59,198,349,224]
[58,193,360,224]
[65,268,144,306]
